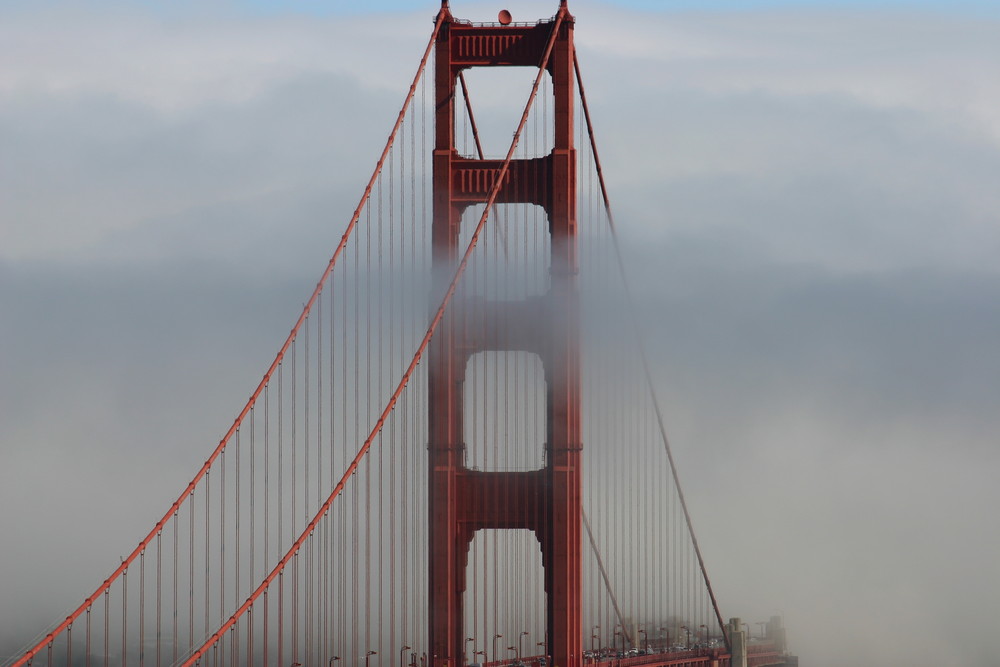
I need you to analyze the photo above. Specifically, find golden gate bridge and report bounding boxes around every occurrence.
[6,3,794,667]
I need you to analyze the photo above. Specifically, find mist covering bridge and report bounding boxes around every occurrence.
[8,3,794,667]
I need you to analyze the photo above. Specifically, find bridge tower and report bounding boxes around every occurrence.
[427,3,581,667]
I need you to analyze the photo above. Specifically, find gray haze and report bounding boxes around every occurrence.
[2,2,999,665]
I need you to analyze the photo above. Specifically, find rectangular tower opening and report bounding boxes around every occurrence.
[463,529,547,665]
[464,351,545,473]
[458,203,551,301]
[456,66,553,160]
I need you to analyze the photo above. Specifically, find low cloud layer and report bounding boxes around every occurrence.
[2,3,998,666]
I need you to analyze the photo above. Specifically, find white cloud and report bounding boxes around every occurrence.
[3,3,998,266]
[575,6,1000,142]
[0,8,429,112]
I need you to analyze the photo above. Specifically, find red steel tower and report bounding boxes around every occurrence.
[427,3,581,667]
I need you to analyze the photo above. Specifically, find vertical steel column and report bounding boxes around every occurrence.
[428,8,465,665]
[542,16,581,667]
[427,5,580,667]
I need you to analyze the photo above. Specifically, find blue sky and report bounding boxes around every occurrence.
[3,0,998,15]
[227,0,1000,16]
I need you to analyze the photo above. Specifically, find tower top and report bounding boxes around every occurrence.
[440,1,570,9]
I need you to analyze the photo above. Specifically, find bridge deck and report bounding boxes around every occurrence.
[479,642,785,667]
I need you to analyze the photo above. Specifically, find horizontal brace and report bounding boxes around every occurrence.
[449,23,554,68]
[450,154,552,208]
[456,468,546,531]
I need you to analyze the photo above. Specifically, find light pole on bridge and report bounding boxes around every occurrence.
[492,634,503,665]
[465,637,475,665]
[400,645,412,667]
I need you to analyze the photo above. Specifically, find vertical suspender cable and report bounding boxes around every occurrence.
[85,608,91,667]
